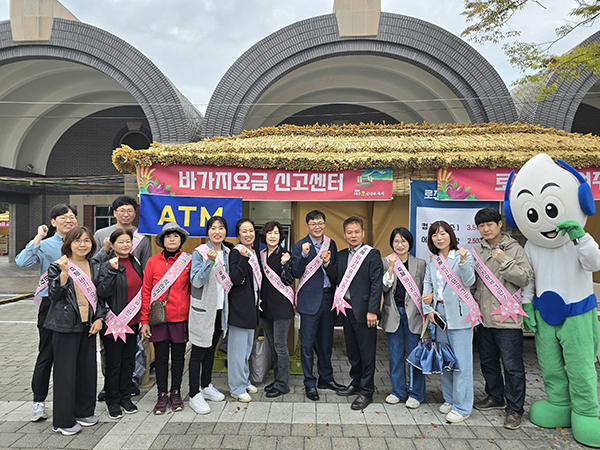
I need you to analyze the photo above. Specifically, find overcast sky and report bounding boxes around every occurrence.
[0,0,595,114]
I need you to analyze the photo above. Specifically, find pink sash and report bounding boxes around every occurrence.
[33,271,50,311]
[333,245,372,315]
[104,288,142,342]
[196,244,233,294]
[150,253,192,303]
[131,232,144,252]
[386,254,425,327]
[296,236,331,303]
[470,249,528,324]
[433,253,481,328]
[234,244,263,287]
[260,249,294,305]
[67,261,98,314]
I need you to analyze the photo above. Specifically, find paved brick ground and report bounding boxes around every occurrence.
[0,256,595,450]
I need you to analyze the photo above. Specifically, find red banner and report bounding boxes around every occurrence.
[437,167,600,201]
[137,164,393,201]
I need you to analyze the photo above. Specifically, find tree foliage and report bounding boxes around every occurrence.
[461,1,600,98]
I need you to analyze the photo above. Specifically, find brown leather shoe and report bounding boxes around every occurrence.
[504,411,522,430]
[351,394,373,410]
[473,397,506,411]
[336,385,360,397]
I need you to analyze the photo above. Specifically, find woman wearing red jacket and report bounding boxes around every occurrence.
[140,223,191,415]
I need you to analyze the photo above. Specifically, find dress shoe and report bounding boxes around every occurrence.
[351,394,373,410]
[317,380,346,392]
[306,387,319,401]
[473,397,506,411]
[266,388,288,398]
[264,383,275,393]
[504,411,522,430]
[337,385,360,397]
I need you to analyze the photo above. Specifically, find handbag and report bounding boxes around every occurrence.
[148,288,170,326]
[250,325,273,384]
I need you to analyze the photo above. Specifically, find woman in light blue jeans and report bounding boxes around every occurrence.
[422,221,476,424]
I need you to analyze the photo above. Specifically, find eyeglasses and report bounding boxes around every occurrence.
[115,208,135,215]
[74,239,92,244]
[308,222,325,228]
[56,215,76,221]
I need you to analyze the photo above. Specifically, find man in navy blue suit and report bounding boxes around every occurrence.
[291,210,345,401]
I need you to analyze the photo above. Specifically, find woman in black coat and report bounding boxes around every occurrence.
[259,221,294,398]
[45,226,105,435]
[96,228,143,419]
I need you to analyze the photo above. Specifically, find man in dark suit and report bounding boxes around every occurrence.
[328,216,383,410]
[291,210,345,401]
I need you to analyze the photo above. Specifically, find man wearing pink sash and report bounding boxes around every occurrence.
[290,210,344,401]
[328,216,383,410]
[472,208,533,430]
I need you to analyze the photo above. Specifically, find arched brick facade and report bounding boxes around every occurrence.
[203,13,517,139]
[0,18,202,143]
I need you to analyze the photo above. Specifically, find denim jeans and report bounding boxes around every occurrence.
[263,318,291,393]
[227,325,254,396]
[386,307,425,402]
[477,325,525,414]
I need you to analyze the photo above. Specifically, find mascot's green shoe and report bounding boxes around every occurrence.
[572,412,600,448]
[530,400,571,428]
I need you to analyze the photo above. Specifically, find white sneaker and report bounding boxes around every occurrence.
[75,415,99,427]
[446,410,470,423]
[231,392,252,402]
[202,384,225,402]
[53,423,81,435]
[246,384,258,394]
[31,402,47,422]
[439,402,452,414]
[189,393,211,414]
[386,394,401,404]
[406,397,421,409]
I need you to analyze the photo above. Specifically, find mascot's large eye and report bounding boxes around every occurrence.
[545,203,559,219]
[527,208,539,223]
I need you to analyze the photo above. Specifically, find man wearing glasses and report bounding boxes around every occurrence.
[93,196,151,268]
[16,204,78,422]
[291,210,345,401]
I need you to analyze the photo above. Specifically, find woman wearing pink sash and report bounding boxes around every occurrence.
[96,229,143,419]
[381,227,426,408]
[259,221,294,398]
[188,216,230,414]
[45,227,105,435]
[140,222,191,415]
[422,221,476,423]
[227,219,261,402]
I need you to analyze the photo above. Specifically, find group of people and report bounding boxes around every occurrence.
[16,197,533,435]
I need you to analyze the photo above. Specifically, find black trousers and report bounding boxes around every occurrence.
[52,328,97,428]
[101,324,139,406]
[33,298,54,402]
[154,340,186,394]
[189,310,222,397]
[342,311,377,397]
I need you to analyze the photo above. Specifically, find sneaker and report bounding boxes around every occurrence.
[473,397,506,411]
[189,393,211,414]
[231,392,252,402]
[120,397,138,414]
[97,389,106,402]
[170,389,184,412]
[53,423,81,436]
[153,392,169,415]
[386,394,401,404]
[504,411,522,430]
[107,404,123,419]
[30,402,47,422]
[202,384,225,402]
[439,402,452,414]
[75,415,99,427]
[446,410,470,423]
[406,397,421,409]
[246,384,258,394]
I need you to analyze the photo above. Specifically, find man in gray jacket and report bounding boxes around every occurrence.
[472,208,533,430]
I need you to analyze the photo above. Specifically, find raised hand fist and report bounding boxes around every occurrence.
[492,249,506,261]
[58,255,69,273]
[207,248,217,262]
[239,247,249,258]
[281,252,290,265]
[102,237,111,253]
[389,255,397,265]
[458,247,467,263]
[37,225,48,239]
[109,257,119,270]
[321,250,331,264]
[302,242,311,255]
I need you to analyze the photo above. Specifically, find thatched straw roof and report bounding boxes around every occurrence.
[113,122,600,175]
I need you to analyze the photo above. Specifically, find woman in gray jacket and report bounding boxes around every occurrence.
[188,216,230,414]
[381,228,426,408]
[422,221,476,424]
